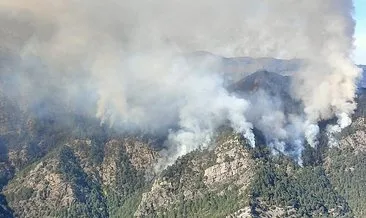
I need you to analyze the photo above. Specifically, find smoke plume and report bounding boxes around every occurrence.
[0,0,360,165]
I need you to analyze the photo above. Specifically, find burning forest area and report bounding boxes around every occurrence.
[0,0,365,217]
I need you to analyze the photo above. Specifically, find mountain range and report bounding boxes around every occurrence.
[0,57,365,218]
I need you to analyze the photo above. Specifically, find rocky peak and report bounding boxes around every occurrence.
[204,134,254,190]
[135,132,254,217]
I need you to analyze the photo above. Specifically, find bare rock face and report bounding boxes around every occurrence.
[227,200,296,218]
[101,140,120,187]
[67,139,100,181]
[135,179,177,217]
[3,159,76,218]
[1,135,160,218]
[101,138,159,187]
[204,134,254,190]
[123,138,159,171]
[8,148,29,169]
[135,133,254,217]
[324,117,366,171]
[338,117,366,153]
[226,207,252,218]
[135,158,207,217]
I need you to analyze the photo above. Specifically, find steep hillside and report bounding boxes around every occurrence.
[0,66,365,217]
[324,90,366,217]
[3,137,158,218]
[0,114,358,217]
[135,132,255,218]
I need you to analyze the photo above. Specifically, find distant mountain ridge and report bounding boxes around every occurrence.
[186,51,303,82]
[187,52,366,87]
[0,56,365,217]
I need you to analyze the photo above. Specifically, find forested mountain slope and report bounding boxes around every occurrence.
[0,65,365,218]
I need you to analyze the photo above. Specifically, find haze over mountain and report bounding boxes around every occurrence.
[0,0,365,217]
[0,56,365,217]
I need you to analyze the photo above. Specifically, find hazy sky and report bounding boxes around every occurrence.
[355,0,366,64]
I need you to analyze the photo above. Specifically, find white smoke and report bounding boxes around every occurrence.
[326,112,353,147]
[289,0,361,145]
[304,121,320,147]
[0,0,360,165]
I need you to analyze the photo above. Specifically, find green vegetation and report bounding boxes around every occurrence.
[56,143,150,218]
[326,147,366,217]
[161,150,215,193]
[1,112,366,218]
[249,154,353,217]
[57,145,108,218]
[150,145,245,218]
[157,187,245,218]
[110,189,144,218]
[106,144,147,217]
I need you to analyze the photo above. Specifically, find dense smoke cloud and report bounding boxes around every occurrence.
[0,0,360,165]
